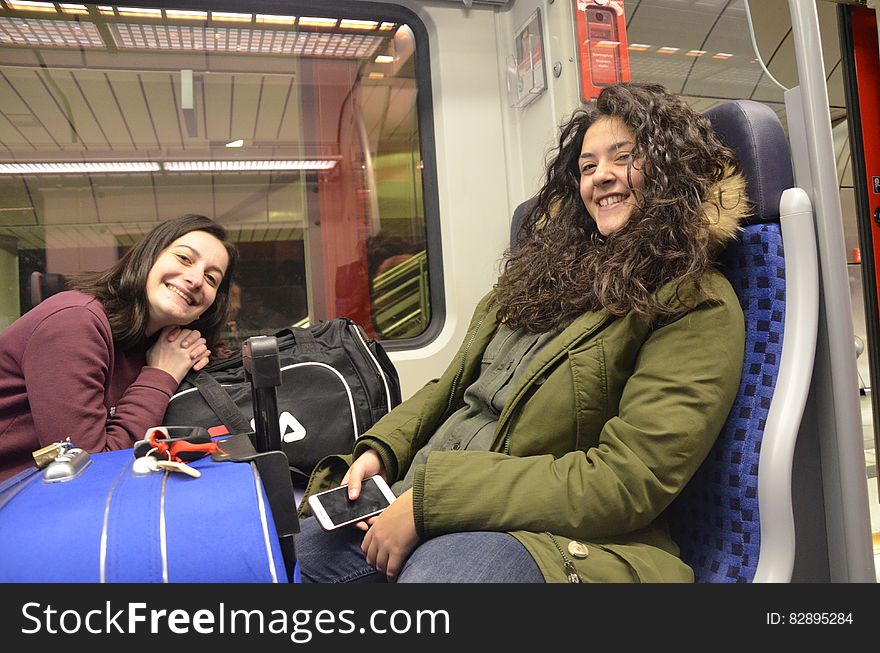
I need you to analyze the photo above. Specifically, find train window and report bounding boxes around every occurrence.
[0,1,439,348]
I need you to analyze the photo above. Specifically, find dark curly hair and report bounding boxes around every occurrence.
[494,82,742,332]
[72,214,238,350]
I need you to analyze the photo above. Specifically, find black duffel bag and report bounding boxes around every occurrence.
[163,318,401,484]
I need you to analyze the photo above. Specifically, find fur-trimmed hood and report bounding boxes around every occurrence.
[702,169,750,249]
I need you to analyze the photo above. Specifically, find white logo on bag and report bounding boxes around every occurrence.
[249,411,307,443]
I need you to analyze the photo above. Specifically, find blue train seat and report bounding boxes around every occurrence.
[509,100,817,583]
[666,100,818,582]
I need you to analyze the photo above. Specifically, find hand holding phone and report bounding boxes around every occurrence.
[308,475,396,531]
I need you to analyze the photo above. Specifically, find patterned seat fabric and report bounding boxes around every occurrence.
[665,98,794,583]
[667,224,786,582]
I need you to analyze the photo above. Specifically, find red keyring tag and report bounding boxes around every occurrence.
[168,439,218,462]
[147,426,216,463]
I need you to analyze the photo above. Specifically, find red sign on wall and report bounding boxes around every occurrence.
[574,0,630,102]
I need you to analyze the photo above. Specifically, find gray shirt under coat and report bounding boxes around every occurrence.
[392,322,564,495]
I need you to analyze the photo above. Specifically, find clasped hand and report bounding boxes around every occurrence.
[342,450,420,583]
[146,326,210,383]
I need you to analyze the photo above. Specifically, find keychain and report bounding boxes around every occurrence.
[131,426,217,478]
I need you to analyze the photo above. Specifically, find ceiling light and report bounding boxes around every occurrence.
[0,9,391,58]
[374,55,394,63]
[59,4,89,15]
[104,23,383,58]
[299,17,338,28]
[256,14,295,25]
[340,19,378,30]
[5,1,56,13]
[656,47,679,54]
[162,160,337,171]
[685,50,707,57]
[0,18,105,47]
[0,160,338,174]
[165,9,207,20]
[225,139,244,148]
[712,52,733,59]
[0,162,161,174]
[211,12,251,23]
[628,43,651,51]
[117,7,162,18]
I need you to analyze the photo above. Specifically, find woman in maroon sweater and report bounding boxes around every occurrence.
[0,214,238,482]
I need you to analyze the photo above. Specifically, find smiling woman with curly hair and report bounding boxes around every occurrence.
[496,82,746,331]
[296,82,750,584]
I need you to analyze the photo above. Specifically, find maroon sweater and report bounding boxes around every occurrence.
[0,291,179,482]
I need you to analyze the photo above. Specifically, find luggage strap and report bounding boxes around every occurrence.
[187,370,252,435]
[290,326,320,354]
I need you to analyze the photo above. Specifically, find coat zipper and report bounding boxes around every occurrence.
[444,315,486,418]
[546,532,582,583]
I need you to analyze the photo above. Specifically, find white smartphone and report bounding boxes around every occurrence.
[308,475,396,531]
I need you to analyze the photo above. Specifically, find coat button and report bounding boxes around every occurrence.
[568,541,590,559]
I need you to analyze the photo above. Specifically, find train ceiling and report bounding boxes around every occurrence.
[0,0,853,248]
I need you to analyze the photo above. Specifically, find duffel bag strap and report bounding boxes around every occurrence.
[289,326,320,354]
[187,370,252,435]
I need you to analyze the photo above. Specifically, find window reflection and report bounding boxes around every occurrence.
[0,2,432,344]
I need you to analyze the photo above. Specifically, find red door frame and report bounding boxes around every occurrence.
[851,6,880,314]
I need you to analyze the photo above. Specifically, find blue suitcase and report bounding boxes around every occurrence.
[0,444,300,583]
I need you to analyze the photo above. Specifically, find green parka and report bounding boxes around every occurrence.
[302,174,748,583]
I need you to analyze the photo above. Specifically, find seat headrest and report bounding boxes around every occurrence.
[510,196,537,248]
[704,100,794,224]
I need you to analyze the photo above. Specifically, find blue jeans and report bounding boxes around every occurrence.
[296,516,544,583]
